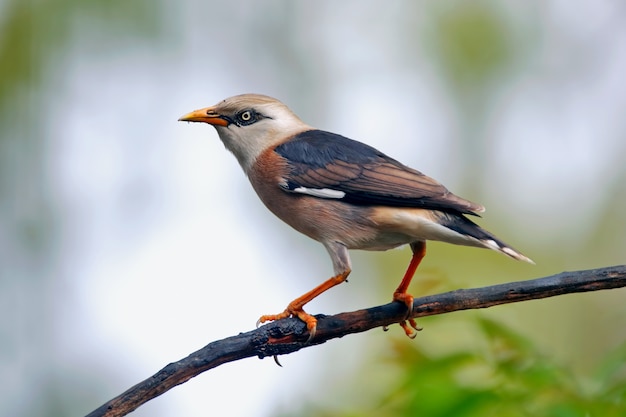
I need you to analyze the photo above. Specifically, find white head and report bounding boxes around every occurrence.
[179,94,312,172]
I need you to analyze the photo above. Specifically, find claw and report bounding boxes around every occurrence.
[399,320,418,339]
[257,307,317,343]
[393,291,422,338]
[273,355,283,367]
[408,317,423,332]
[305,322,317,343]
[258,309,291,326]
[399,317,423,338]
[293,309,317,343]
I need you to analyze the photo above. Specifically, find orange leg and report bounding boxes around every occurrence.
[257,270,350,342]
[392,241,426,338]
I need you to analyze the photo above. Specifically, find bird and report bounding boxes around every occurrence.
[178,94,533,341]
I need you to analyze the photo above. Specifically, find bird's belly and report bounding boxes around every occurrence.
[347,231,413,251]
[252,185,414,250]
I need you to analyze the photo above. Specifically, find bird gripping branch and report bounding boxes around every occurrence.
[179,94,533,340]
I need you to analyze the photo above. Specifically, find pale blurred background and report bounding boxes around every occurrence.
[1,1,625,416]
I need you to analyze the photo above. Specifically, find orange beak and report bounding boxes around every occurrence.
[178,107,229,126]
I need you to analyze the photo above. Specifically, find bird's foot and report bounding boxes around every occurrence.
[257,306,318,343]
[393,291,422,339]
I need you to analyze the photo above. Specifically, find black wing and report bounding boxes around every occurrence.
[275,130,483,215]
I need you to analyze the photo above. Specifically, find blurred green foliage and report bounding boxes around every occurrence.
[427,2,514,92]
[288,318,626,417]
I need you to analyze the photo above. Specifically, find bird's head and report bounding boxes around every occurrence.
[179,94,311,172]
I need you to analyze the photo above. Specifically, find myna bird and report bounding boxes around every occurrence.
[178,94,533,340]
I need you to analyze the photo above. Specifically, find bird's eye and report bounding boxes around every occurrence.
[236,110,258,125]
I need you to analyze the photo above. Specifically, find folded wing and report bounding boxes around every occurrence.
[275,130,484,216]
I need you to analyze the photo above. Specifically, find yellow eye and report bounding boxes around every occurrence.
[241,111,251,121]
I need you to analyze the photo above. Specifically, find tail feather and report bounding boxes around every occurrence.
[437,212,534,264]
[479,238,535,264]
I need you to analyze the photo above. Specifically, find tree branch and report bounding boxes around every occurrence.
[86,265,626,417]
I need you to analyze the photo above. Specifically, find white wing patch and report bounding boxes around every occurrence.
[293,186,346,199]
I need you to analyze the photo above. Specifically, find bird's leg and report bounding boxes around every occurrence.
[257,270,350,342]
[393,240,426,338]
[258,242,351,343]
